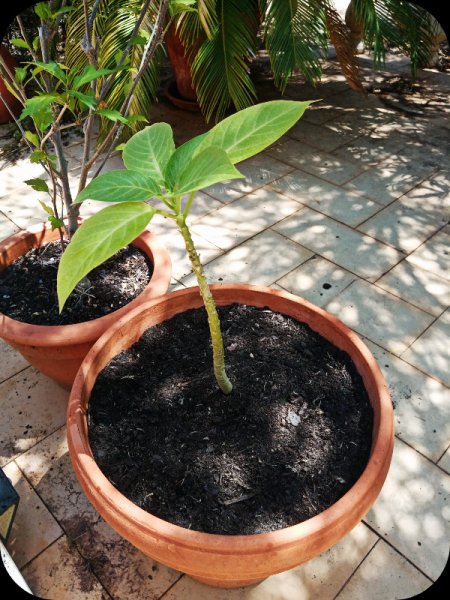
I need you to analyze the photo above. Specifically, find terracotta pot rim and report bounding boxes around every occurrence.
[68,283,394,554]
[0,221,172,346]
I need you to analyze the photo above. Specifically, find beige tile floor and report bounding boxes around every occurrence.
[1,53,449,599]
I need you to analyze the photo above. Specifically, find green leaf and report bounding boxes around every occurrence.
[169,0,197,17]
[130,35,147,46]
[57,202,155,311]
[72,65,123,90]
[34,2,53,20]
[31,61,67,83]
[39,200,54,216]
[123,123,175,186]
[19,94,58,131]
[165,132,208,189]
[25,130,39,147]
[10,38,29,50]
[75,170,160,204]
[32,36,40,52]
[67,89,98,110]
[30,149,47,163]
[175,146,243,195]
[14,67,27,84]
[198,100,315,164]
[25,178,49,193]
[96,108,131,125]
[49,216,64,230]
[114,143,126,152]
[52,6,74,18]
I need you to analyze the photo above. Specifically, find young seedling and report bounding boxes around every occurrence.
[57,99,314,394]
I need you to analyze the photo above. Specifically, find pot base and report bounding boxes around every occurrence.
[190,574,265,588]
[165,80,201,112]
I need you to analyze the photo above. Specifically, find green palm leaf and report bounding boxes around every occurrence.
[191,0,259,122]
[261,0,328,92]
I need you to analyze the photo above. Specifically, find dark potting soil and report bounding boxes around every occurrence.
[0,240,153,325]
[89,303,374,536]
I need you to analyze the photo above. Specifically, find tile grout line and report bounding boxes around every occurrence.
[332,537,381,600]
[157,573,185,599]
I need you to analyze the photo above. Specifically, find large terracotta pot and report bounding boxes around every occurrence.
[0,222,172,389]
[165,23,198,102]
[67,284,394,588]
[0,46,22,123]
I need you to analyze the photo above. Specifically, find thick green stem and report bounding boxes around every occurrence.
[176,214,232,395]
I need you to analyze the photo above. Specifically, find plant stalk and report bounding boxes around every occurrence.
[176,213,232,395]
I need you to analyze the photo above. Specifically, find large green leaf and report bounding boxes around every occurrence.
[57,202,154,311]
[198,100,314,165]
[75,170,160,203]
[19,94,60,131]
[164,133,208,190]
[123,123,175,185]
[175,146,243,195]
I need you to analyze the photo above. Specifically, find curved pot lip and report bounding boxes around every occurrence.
[68,283,394,554]
[0,221,172,346]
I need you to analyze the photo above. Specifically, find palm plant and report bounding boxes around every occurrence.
[178,0,437,121]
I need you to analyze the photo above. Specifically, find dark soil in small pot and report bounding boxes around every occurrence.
[0,240,153,325]
[88,303,373,536]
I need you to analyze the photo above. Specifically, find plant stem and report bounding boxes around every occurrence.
[176,213,232,395]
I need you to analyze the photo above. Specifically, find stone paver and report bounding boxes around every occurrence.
[21,535,108,599]
[181,230,313,287]
[273,207,404,281]
[375,261,450,317]
[276,256,357,308]
[401,309,450,386]
[0,340,29,382]
[363,438,450,581]
[0,210,19,238]
[438,447,450,475]
[406,225,450,282]
[266,139,363,185]
[0,367,68,467]
[191,187,302,252]
[269,171,382,227]
[364,340,450,462]
[325,279,435,354]
[3,460,63,569]
[336,540,432,600]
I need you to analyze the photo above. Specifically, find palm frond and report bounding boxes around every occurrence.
[262,0,328,92]
[65,0,163,142]
[325,3,365,93]
[351,0,436,76]
[191,0,259,122]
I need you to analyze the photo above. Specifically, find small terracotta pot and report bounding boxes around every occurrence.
[67,284,394,588]
[0,222,172,389]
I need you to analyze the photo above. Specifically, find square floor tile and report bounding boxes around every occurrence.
[190,188,302,251]
[364,340,450,462]
[336,540,431,600]
[406,226,450,282]
[16,426,100,541]
[270,172,383,227]
[363,438,450,581]
[276,256,357,308]
[0,367,68,467]
[325,279,434,354]
[274,208,403,281]
[438,447,450,475]
[344,158,436,206]
[0,340,29,383]
[203,155,293,202]
[401,309,450,386]
[22,535,108,599]
[3,461,63,569]
[163,523,377,600]
[357,197,448,253]
[0,210,19,240]
[181,230,313,288]
[266,139,363,185]
[376,261,450,317]
[288,119,362,152]
[332,133,406,168]
[75,519,181,600]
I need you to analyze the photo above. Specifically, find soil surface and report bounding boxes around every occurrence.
[89,303,373,535]
[0,240,153,325]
